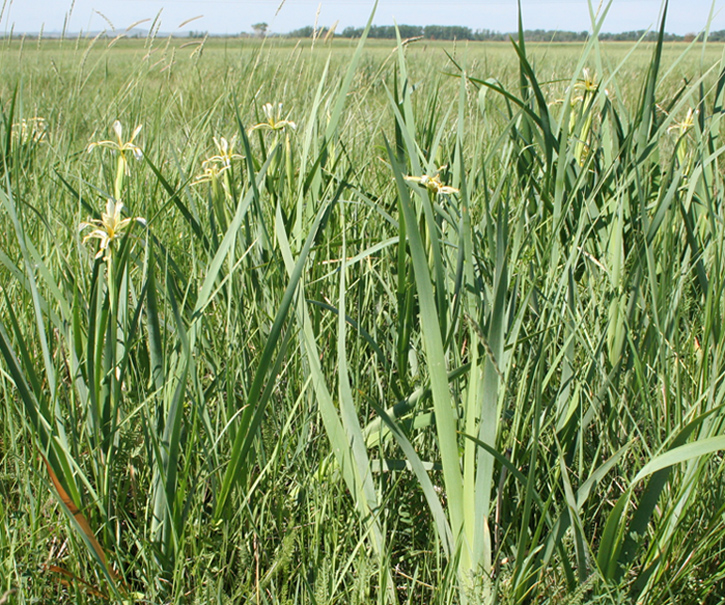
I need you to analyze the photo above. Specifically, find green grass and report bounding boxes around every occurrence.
[1,9,725,604]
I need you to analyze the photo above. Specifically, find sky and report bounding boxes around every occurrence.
[1,0,723,36]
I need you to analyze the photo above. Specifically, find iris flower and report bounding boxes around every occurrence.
[193,163,229,185]
[574,68,598,97]
[203,136,243,170]
[79,199,143,261]
[87,120,143,173]
[668,108,696,138]
[12,117,48,145]
[249,103,296,133]
[404,167,459,196]
[194,136,243,185]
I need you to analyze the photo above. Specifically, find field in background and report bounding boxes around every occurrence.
[1,25,725,604]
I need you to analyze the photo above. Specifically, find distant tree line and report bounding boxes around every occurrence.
[8,25,725,41]
[286,24,725,43]
[339,25,478,40]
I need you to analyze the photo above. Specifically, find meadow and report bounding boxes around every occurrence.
[1,13,725,604]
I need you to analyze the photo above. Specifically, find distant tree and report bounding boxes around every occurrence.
[342,26,361,38]
[398,24,424,39]
[423,25,473,40]
[368,25,396,38]
[288,26,314,38]
[252,22,268,37]
[474,29,506,41]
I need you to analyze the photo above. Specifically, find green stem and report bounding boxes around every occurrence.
[114,155,125,200]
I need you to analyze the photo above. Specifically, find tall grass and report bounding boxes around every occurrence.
[1,3,725,603]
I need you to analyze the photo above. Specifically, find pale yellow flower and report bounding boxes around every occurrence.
[79,199,144,261]
[193,136,243,186]
[193,163,229,186]
[87,120,143,172]
[12,117,48,145]
[249,103,296,133]
[567,68,603,107]
[576,68,598,95]
[668,107,696,138]
[668,108,697,175]
[404,167,459,196]
[202,136,243,170]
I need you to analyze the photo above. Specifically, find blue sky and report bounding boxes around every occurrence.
[2,1,723,36]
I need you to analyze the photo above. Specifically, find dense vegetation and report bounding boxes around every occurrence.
[1,7,725,604]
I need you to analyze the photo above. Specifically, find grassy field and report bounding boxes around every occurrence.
[1,19,725,605]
